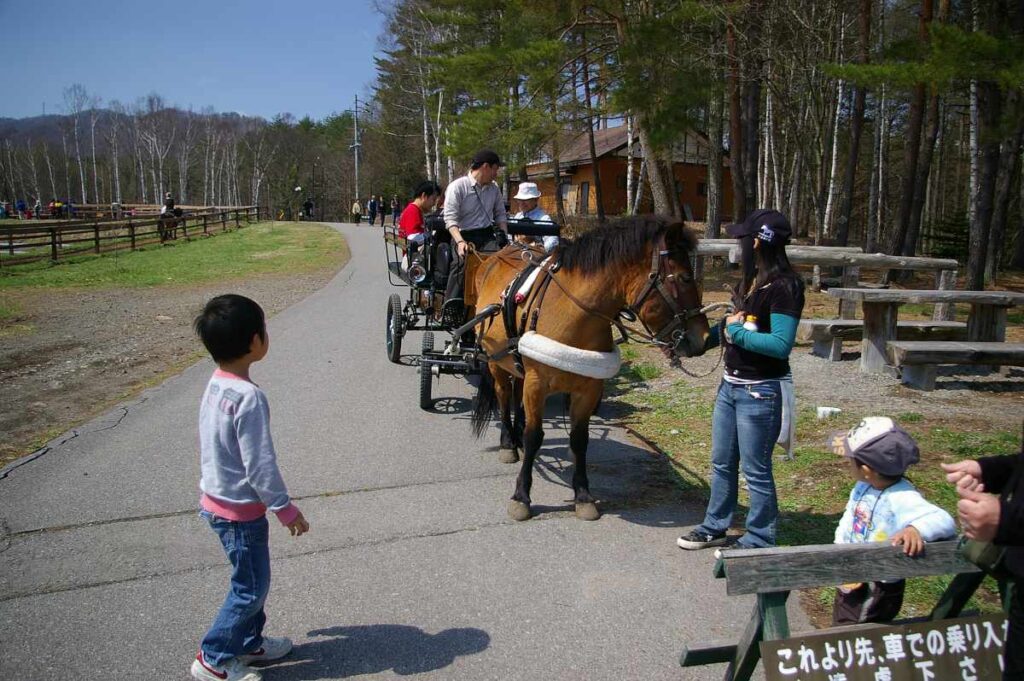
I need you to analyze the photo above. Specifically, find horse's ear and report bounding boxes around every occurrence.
[664,221,697,255]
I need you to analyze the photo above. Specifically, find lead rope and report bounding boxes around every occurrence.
[669,302,735,379]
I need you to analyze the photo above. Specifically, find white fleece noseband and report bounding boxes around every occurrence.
[517,331,621,379]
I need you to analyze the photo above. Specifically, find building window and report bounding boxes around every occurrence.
[698,183,707,197]
[675,180,684,195]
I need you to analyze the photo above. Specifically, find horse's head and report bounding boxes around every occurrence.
[627,219,710,359]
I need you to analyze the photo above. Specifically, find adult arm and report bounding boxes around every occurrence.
[726,312,799,359]
[443,182,469,253]
[976,454,1017,495]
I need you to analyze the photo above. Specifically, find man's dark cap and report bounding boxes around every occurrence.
[828,417,921,478]
[725,209,792,244]
[472,149,504,167]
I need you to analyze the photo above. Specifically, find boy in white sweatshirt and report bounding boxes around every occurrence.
[829,417,955,625]
[191,294,310,681]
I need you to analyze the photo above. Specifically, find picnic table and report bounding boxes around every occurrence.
[825,288,1024,374]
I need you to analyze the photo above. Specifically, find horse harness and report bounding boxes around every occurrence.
[470,235,705,375]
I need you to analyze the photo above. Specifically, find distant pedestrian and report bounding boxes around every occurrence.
[302,197,314,221]
[377,195,386,226]
[190,295,310,681]
[367,196,378,225]
[390,195,400,225]
[15,198,26,219]
[33,197,42,219]
[351,200,361,224]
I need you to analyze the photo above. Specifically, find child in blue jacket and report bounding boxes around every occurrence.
[829,417,955,624]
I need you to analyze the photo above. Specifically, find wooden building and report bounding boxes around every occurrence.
[522,125,733,221]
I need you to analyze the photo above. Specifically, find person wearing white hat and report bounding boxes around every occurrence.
[512,182,558,252]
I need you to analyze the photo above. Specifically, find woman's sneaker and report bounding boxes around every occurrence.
[676,529,727,550]
[190,653,262,681]
[238,636,293,665]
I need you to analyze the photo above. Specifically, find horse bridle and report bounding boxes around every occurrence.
[625,237,706,354]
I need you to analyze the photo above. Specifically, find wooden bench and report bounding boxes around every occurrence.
[887,340,1024,390]
[800,319,968,361]
[680,540,1001,680]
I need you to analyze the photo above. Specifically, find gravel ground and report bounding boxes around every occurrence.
[0,269,341,465]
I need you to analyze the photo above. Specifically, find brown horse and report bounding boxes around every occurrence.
[469,215,710,521]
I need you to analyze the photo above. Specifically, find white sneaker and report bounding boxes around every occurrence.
[238,636,293,665]
[191,653,262,681]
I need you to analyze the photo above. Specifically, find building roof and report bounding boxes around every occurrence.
[525,123,721,178]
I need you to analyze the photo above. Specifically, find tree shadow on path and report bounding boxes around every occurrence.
[268,624,490,679]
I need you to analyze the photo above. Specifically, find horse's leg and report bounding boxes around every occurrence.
[568,384,602,521]
[508,374,545,521]
[512,377,525,452]
[493,368,518,464]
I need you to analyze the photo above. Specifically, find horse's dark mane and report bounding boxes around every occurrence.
[558,215,698,274]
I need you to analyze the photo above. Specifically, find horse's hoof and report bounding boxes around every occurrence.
[575,502,600,521]
[498,448,519,464]
[507,500,532,521]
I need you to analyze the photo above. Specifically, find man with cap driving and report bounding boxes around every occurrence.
[829,417,955,625]
[442,149,509,306]
[511,181,558,253]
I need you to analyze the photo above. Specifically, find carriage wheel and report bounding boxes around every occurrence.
[386,294,404,363]
[419,332,434,410]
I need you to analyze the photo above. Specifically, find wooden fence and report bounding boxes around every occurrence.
[0,206,261,267]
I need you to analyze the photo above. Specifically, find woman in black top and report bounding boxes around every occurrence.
[677,209,805,551]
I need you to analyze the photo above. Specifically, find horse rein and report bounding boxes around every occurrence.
[502,238,706,355]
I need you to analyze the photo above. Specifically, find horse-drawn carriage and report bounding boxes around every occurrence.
[382,215,561,409]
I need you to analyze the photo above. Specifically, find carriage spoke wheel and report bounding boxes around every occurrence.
[386,294,404,363]
[419,332,434,410]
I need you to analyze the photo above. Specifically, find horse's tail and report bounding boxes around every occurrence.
[470,366,498,438]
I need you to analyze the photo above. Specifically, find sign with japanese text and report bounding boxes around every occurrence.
[761,614,1006,681]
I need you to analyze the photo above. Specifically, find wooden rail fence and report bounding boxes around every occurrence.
[1,206,261,267]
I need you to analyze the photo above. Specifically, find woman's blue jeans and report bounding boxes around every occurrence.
[199,511,270,666]
[696,379,782,548]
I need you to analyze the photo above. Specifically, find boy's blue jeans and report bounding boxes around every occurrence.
[695,379,782,548]
[199,511,270,666]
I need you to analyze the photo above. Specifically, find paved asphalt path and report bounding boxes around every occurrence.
[0,223,807,680]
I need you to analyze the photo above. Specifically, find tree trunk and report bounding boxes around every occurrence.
[836,0,872,247]
[90,115,99,204]
[903,88,942,256]
[1012,148,1024,268]
[986,93,1023,282]
[706,86,724,234]
[73,117,87,203]
[43,143,57,199]
[581,44,605,222]
[742,77,761,208]
[967,81,1001,290]
[638,123,671,215]
[726,17,746,220]
[887,0,932,254]
[626,114,635,214]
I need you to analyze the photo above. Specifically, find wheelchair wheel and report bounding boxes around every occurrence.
[419,332,434,410]
[386,294,404,363]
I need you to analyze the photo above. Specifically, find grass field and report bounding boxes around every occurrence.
[607,345,1015,622]
[0,221,346,290]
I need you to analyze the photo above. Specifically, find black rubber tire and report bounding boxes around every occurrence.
[419,333,434,410]
[386,294,403,363]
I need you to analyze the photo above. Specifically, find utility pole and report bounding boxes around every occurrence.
[351,95,361,201]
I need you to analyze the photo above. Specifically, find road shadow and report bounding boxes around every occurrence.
[269,624,490,679]
[427,396,473,414]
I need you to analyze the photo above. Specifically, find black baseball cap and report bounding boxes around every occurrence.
[829,417,921,478]
[725,209,792,244]
[471,149,504,167]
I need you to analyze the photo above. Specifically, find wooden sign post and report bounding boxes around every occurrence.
[761,614,1007,681]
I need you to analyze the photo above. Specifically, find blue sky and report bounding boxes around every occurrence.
[0,0,384,120]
